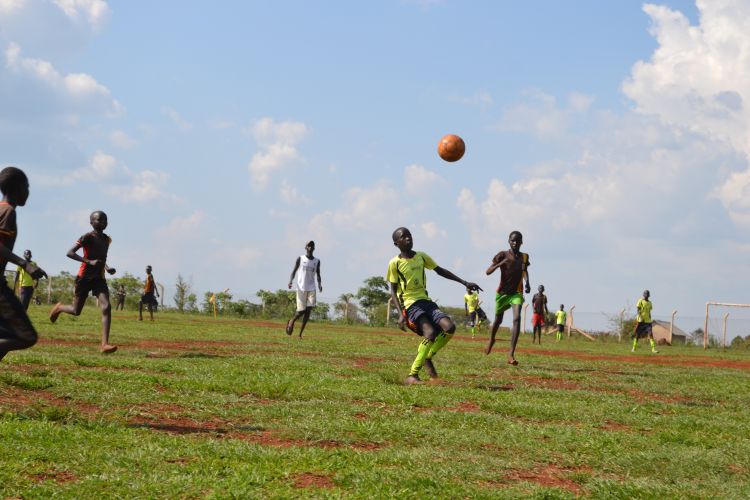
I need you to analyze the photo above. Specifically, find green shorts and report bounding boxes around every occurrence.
[495,293,524,314]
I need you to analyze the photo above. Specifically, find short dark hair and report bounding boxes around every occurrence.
[509,230,523,239]
[392,227,408,242]
[306,241,315,247]
[90,210,107,219]
[0,166,28,196]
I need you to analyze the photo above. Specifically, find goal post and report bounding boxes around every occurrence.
[703,302,750,349]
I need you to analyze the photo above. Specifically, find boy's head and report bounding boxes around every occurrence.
[560,304,565,310]
[643,289,650,299]
[0,166,29,207]
[89,211,108,231]
[538,284,544,293]
[305,241,315,253]
[508,230,523,252]
[392,227,413,252]
[146,265,152,274]
[466,286,474,294]
[23,249,32,260]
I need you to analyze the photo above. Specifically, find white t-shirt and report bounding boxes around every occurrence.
[296,255,319,292]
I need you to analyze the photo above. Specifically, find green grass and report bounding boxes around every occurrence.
[2,307,749,498]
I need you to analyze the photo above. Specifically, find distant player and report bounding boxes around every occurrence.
[632,289,658,353]
[0,167,47,362]
[464,287,488,338]
[531,284,549,345]
[485,231,531,365]
[114,284,126,311]
[14,249,39,310]
[387,227,481,385]
[555,304,566,341]
[138,265,159,321]
[49,211,118,354]
[286,241,322,338]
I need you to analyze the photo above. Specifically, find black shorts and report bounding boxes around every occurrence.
[557,324,565,332]
[634,322,653,339]
[74,276,109,298]
[469,308,488,322]
[141,292,157,306]
[0,281,37,346]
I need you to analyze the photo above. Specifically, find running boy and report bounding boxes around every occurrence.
[387,227,481,385]
[286,241,322,338]
[555,304,566,341]
[14,249,39,310]
[464,287,488,338]
[49,211,117,354]
[485,230,530,365]
[138,265,159,321]
[632,290,658,353]
[0,167,47,362]
[531,284,549,345]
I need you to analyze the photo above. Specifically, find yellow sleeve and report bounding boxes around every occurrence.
[420,252,438,270]
[386,258,398,284]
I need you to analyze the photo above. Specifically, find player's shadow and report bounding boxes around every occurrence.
[128,422,264,435]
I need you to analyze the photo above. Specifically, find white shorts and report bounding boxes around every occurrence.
[296,290,317,311]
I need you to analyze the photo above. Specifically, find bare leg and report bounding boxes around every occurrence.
[286,310,305,335]
[298,307,313,338]
[50,296,86,322]
[97,292,116,353]
[149,303,154,321]
[507,304,522,365]
[138,300,143,320]
[486,311,505,354]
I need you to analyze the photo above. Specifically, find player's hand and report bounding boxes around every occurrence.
[397,315,407,332]
[319,285,323,292]
[466,282,483,292]
[24,262,47,280]
[525,284,531,294]
[288,282,292,289]
[107,267,116,275]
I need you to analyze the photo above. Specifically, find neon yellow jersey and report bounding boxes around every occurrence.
[16,261,37,287]
[386,251,437,310]
[555,310,566,325]
[637,299,652,323]
[465,292,479,312]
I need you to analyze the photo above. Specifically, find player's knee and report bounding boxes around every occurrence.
[102,303,111,314]
[422,325,437,342]
[444,322,456,334]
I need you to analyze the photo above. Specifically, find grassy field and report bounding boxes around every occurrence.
[2,307,749,499]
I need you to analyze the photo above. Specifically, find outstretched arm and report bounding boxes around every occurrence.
[524,268,531,294]
[434,266,482,292]
[486,253,507,275]
[0,245,46,280]
[316,261,322,292]
[389,282,406,331]
[288,257,301,289]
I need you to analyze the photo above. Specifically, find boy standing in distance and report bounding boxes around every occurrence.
[114,284,126,311]
[485,230,531,365]
[531,285,549,345]
[632,290,658,353]
[138,265,159,321]
[0,167,47,362]
[286,241,322,338]
[14,249,39,310]
[464,287,488,338]
[49,211,118,354]
[555,304,566,341]
[387,227,481,385]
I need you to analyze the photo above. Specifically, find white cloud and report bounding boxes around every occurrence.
[404,164,445,194]
[279,180,311,205]
[0,0,25,15]
[213,245,262,269]
[4,42,122,115]
[52,0,110,30]
[207,118,234,130]
[495,89,593,139]
[110,130,136,149]
[246,117,310,191]
[161,106,192,131]
[452,90,493,110]
[421,221,447,239]
[107,169,174,203]
[161,210,206,237]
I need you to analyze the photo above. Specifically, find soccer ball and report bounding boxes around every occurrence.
[437,134,465,162]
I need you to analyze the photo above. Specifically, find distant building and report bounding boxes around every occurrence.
[653,320,688,345]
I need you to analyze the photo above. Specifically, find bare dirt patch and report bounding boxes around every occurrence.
[505,464,589,494]
[596,419,633,432]
[292,472,335,489]
[28,470,79,484]
[0,387,100,416]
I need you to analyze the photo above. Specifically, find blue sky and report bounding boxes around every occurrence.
[1,0,748,332]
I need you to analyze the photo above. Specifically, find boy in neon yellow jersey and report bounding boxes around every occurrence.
[464,287,487,338]
[632,289,658,353]
[14,249,39,310]
[387,227,481,385]
[555,304,566,341]
[485,231,531,365]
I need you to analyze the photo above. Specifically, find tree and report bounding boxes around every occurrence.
[256,289,296,319]
[356,276,390,324]
[173,274,192,312]
[109,273,143,309]
[334,293,359,323]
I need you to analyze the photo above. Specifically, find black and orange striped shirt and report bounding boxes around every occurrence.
[76,231,111,279]
[0,201,17,273]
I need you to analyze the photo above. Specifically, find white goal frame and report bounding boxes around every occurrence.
[703,302,750,349]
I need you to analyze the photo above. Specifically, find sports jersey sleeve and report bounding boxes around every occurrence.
[420,252,438,270]
[386,258,399,284]
[77,233,90,247]
[524,253,530,268]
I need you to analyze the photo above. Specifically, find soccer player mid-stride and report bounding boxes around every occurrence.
[286,241,322,338]
[632,289,658,354]
[531,284,549,345]
[485,231,531,365]
[465,287,488,338]
[387,227,481,385]
[50,211,118,354]
[0,167,47,362]
[138,265,159,321]
[555,304,566,341]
